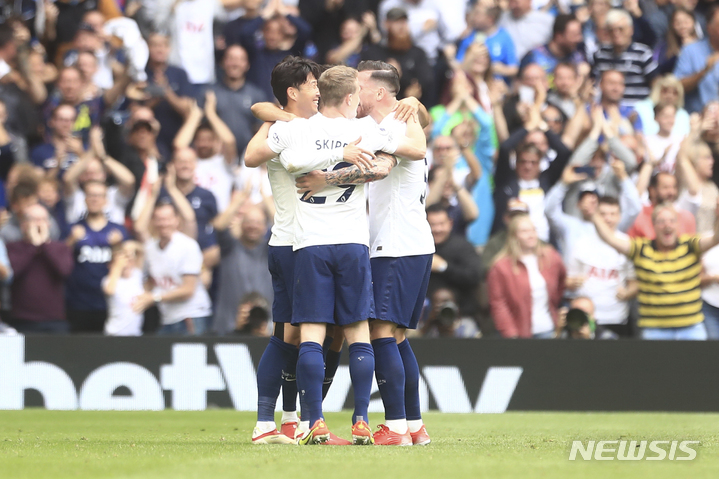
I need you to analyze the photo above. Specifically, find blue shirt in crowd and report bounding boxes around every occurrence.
[457,27,517,82]
[65,219,129,311]
[674,38,719,114]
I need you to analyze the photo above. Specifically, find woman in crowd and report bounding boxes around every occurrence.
[441,42,493,112]
[487,213,566,338]
[634,74,690,137]
[655,7,698,74]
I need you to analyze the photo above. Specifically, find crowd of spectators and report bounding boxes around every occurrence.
[1,0,719,341]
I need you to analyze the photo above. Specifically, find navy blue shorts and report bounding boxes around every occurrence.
[268,245,294,323]
[292,244,374,326]
[371,254,432,330]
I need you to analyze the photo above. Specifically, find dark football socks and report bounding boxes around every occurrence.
[372,337,407,421]
[297,341,326,425]
[397,339,422,421]
[256,336,296,422]
[348,342,375,424]
[281,346,299,413]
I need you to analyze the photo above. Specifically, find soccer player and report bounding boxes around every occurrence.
[250,65,425,445]
[295,61,432,445]
[245,57,378,445]
[243,57,324,445]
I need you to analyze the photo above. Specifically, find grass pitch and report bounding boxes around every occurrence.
[1,410,718,479]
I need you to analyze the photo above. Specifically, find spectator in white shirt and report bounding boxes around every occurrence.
[134,201,212,335]
[566,196,639,337]
[499,0,554,59]
[63,127,136,225]
[174,91,239,212]
[103,241,145,336]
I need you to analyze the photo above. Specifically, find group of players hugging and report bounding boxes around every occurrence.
[246,55,433,446]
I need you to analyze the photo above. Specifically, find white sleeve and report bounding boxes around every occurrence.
[112,186,130,211]
[267,121,293,155]
[361,123,399,155]
[180,240,203,276]
[566,252,583,277]
[677,189,701,216]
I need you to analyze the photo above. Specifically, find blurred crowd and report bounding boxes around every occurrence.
[0,0,718,340]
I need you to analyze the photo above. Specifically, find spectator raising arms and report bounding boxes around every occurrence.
[593,200,719,340]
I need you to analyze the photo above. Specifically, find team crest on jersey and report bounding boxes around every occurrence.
[192,197,202,209]
[272,132,280,144]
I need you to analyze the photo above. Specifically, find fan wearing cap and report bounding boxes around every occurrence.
[362,7,434,104]
[545,161,640,266]
[377,1,464,67]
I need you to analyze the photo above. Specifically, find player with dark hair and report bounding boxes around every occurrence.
[243,56,324,445]
[294,60,431,445]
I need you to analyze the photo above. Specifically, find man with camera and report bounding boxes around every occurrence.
[420,288,480,338]
[426,204,482,332]
[560,297,618,340]
[212,202,273,336]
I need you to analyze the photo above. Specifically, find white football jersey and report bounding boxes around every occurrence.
[366,114,435,258]
[145,231,212,325]
[266,115,349,247]
[268,114,398,250]
[194,153,235,211]
[266,158,298,247]
[568,229,636,325]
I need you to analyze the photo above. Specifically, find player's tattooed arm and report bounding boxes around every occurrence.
[296,152,397,197]
[327,151,398,183]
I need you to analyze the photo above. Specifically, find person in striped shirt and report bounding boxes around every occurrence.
[592,9,658,106]
[592,201,719,340]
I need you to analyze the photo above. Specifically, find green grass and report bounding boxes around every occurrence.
[1,411,718,479]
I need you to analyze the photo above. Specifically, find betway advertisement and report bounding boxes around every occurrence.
[2,336,719,412]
